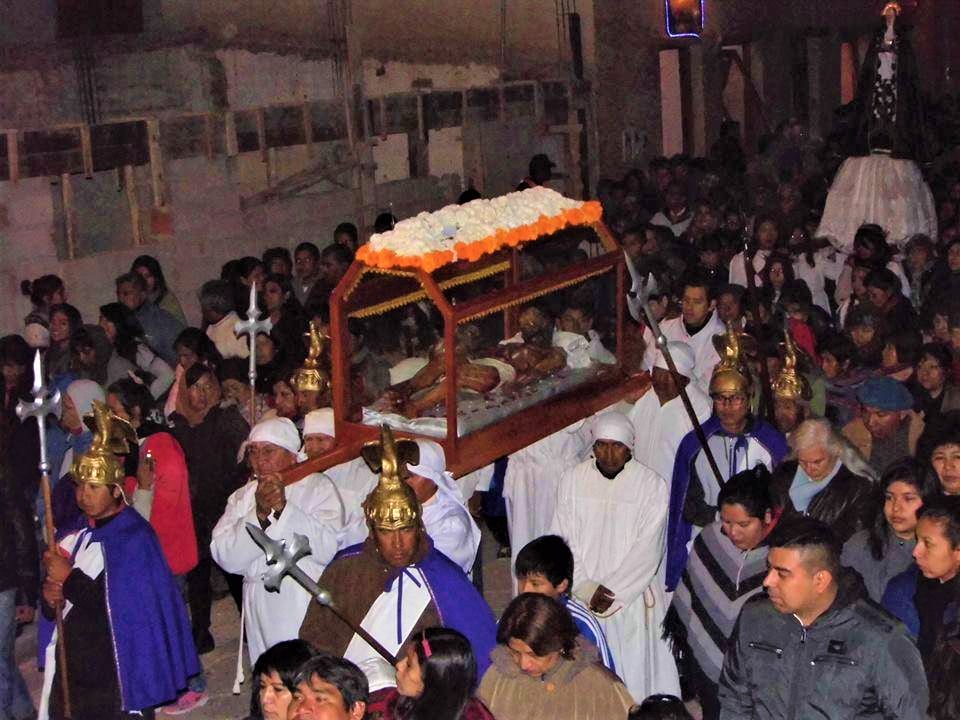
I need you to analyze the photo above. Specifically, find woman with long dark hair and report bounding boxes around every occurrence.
[131,254,186,324]
[835,224,911,306]
[20,274,65,327]
[820,333,870,427]
[479,593,633,719]
[367,628,494,720]
[262,273,308,359]
[787,225,840,314]
[728,213,781,288]
[45,303,82,382]
[758,251,795,306]
[664,467,779,720]
[233,256,267,313]
[99,302,174,398]
[163,327,222,421]
[841,458,936,602]
[879,329,923,385]
[844,303,885,369]
[915,343,960,426]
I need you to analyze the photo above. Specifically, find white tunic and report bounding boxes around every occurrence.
[504,423,589,590]
[628,383,712,483]
[727,249,769,289]
[792,248,844,313]
[326,457,379,550]
[38,529,105,720]
[550,457,678,702]
[642,313,724,395]
[343,567,432,692]
[421,487,482,575]
[691,432,780,510]
[650,211,692,238]
[210,472,343,664]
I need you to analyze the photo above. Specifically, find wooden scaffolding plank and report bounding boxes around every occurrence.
[61,173,78,259]
[124,164,143,246]
[147,119,166,208]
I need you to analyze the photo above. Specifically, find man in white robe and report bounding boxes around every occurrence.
[211,417,343,664]
[303,408,378,549]
[403,439,482,574]
[642,272,724,394]
[628,341,712,483]
[504,422,589,588]
[551,410,678,702]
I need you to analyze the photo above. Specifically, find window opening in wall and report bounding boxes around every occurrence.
[57,0,144,38]
[20,129,83,177]
[542,82,570,126]
[90,121,148,171]
[424,92,464,131]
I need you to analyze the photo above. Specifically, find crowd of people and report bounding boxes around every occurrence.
[5,41,960,720]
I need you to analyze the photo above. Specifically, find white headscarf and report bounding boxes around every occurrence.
[406,439,464,502]
[64,379,105,419]
[303,407,335,438]
[24,323,50,349]
[591,410,635,448]
[653,340,696,379]
[237,417,306,462]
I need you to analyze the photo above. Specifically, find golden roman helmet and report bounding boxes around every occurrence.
[709,324,751,397]
[772,329,812,402]
[291,321,330,394]
[361,425,422,531]
[71,400,139,487]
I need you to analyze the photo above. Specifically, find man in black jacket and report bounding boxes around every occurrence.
[719,517,928,720]
[0,463,39,720]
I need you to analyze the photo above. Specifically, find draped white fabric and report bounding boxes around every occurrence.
[817,155,937,252]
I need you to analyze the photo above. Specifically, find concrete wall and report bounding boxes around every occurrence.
[0,153,459,334]
[0,46,219,127]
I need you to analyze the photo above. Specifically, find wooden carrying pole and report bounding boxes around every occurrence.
[16,351,71,717]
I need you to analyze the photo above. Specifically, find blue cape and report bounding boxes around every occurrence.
[665,416,788,591]
[78,507,200,710]
[336,540,498,678]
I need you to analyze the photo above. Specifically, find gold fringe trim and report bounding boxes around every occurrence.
[456,265,613,325]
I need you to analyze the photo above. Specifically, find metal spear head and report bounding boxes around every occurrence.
[245,523,333,605]
[234,282,273,338]
[16,350,61,423]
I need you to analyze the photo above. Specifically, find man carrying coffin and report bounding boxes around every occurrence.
[299,426,496,695]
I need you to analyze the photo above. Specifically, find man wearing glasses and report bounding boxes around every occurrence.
[664,327,788,591]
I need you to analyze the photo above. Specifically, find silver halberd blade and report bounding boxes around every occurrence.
[245,522,333,605]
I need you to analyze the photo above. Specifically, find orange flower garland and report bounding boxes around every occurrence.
[356,201,603,272]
